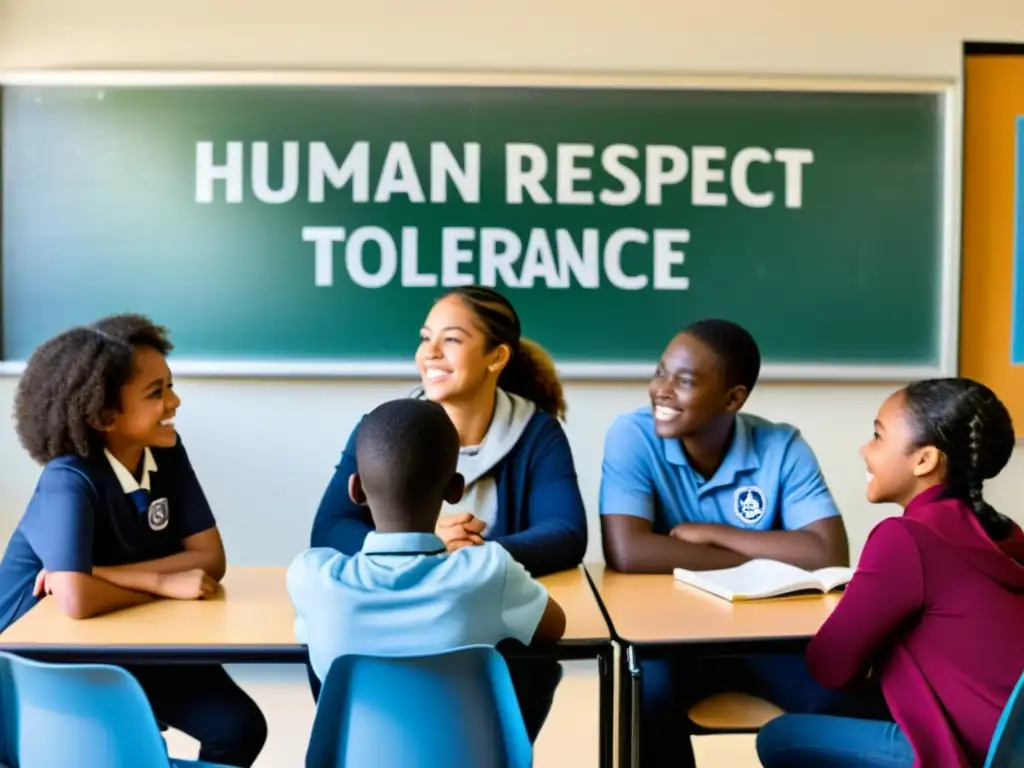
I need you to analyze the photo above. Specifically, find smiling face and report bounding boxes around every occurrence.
[648,332,747,439]
[103,345,180,451]
[415,295,510,404]
[860,389,943,506]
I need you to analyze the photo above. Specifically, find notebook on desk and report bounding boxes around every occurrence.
[673,559,854,602]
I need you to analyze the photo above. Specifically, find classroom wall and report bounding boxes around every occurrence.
[3,0,1024,565]
[3,3,1023,766]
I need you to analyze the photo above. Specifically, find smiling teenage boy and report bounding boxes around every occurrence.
[0,314,266,767]
[599,318,851,768]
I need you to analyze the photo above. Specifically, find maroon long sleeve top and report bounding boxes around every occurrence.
[808,485,1024,767]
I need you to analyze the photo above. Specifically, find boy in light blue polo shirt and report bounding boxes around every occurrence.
[600,318,848,573]
[599,319,853,768]
[287,398,566,737]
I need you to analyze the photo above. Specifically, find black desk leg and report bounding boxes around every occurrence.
[618,645,641,768]
[597,646,614,768]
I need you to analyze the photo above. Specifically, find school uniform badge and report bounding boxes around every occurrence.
[148,498,170,531]
[733,486,766,525]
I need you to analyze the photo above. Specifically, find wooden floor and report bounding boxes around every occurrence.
[533,667,759,768]
[164,664,760,767]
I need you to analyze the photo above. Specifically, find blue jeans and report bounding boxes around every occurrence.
[639,653,891,768]
[757,715,914,767]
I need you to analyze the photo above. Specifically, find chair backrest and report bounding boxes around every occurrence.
[0,654,16,768]
[1,651,171,768]
[305,645,532,768]
[985,670,1024,768]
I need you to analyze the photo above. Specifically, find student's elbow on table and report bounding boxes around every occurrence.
[46,572,101,620]
[800,517,851,569]
[183,528,228,581]
[206,553,227,583]
[603,543,635,574]
[602,536,645,574]
[555,526,589,572]
[533,597,567,642]
[600,516,646,573]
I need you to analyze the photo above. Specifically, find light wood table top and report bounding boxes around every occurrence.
[0,565,609,661]
[587,564,839,647]
[0,566,298,659]
[540,566,610,643]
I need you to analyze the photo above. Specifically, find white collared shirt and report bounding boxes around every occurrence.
[103,447,159,493]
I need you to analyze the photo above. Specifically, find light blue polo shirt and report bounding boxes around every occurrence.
[599,407,840,534]
[287,532,550,682]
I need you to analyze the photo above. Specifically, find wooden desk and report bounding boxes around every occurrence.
[0,564,614,768]
[0,566,299,662]
[587,564,839,768]
[588,563,838,648]
[0,565,609,659]
[539,566,611,645]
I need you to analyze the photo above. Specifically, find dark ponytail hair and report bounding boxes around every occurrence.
[441,286,566,421]
[902,377,1015,541]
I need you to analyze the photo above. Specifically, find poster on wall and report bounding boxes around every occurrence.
[1014,115,1024,365]
[961,41,1024,436]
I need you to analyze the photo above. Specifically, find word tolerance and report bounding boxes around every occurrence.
[195,140,814,290]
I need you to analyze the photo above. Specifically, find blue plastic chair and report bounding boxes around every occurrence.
[305,645,532,768]
[0,651,233,768]
[0,653,15,768]
[985,670,1024,767]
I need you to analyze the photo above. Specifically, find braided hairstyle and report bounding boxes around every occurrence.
[440,286,567,421]
[902,377,1015,541]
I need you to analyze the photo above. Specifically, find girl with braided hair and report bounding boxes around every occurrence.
[757,377,1024,767]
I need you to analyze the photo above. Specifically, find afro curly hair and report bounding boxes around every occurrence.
[14,314,173,465]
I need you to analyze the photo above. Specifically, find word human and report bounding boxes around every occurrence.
[195,141,814,209]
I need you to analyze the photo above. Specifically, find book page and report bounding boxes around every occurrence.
[675,559,819,601]
[811,566,855,592]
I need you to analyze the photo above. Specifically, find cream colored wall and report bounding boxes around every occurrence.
[1,378,957,565]
[3,0,1024,564]
[2,2,1024,765]
[0,0,1020,77]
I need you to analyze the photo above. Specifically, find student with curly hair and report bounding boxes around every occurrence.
[0,314,267,767]
[309,286,587,741]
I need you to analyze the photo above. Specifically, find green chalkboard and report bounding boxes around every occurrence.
[0,81,950,378]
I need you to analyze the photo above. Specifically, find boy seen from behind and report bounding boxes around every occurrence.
[287,397,566,686]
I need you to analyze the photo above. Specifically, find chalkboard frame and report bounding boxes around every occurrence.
[0,69,960,382]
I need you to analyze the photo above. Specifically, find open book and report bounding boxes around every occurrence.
[673,559,854,602]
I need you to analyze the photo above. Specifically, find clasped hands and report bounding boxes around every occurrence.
[435,512,486,552]
[439,515,708,551]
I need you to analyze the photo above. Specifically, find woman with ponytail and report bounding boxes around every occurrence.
[758,377,1024,768]
[308,286,586,739]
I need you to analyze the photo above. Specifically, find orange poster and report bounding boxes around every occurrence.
[961,42,1024,436]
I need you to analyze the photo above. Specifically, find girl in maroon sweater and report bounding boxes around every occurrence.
[757,377,1024,767]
